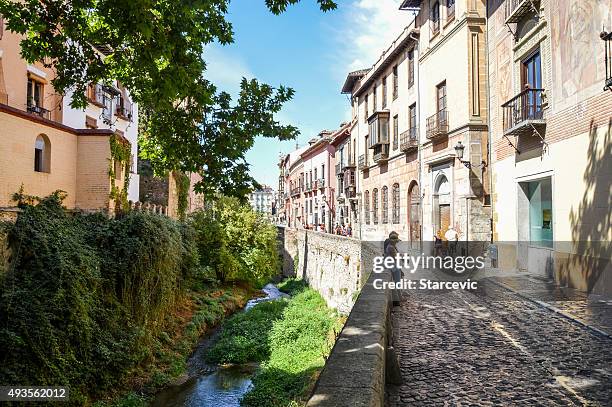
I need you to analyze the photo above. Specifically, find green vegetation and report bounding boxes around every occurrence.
[0,192,276,405]
[188,195,280,286]
[206,279,343,407]
[0,0,337,198]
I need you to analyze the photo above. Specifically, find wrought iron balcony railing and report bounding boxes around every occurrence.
[27,103,51,120]
[358,154,368,171]
[502,88,546,136]
[318,178,325,189]
[291,187,301,197]
[115,101,133,121]
[400,127,418,152]
[602,31,612,91]
[426,109,449,140]
[504,0,538,24]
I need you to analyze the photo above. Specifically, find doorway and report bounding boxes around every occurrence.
[408,182,421,249]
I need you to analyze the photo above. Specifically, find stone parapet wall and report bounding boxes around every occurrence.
[278,226,369,314]
[307,270,397,407]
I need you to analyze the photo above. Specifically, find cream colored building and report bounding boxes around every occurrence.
[0,21,136,214]
[487,0,612,294]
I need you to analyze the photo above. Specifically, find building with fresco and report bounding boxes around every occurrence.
[487,0,612,294]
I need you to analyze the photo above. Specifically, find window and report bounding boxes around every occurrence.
[392,183,400,224]
[322,164,325,180]
[364,191,370,224]
[373,86,377,112]
[409,103,417,132]
[447,0,455,21]
[382,186,389,224]
[392,66,398,99]
[431,2,440,35]
[372,188,379,224]
[408,49,415,88]
[437,81,447,112]
[382,77,387,108]
[393,115,399,150]
[522,50,543,119]
[364,94,369,122]
[27,78,44,108]
[34,134,50,173]
[524,178,553,248]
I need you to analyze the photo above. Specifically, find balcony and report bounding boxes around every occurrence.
[318,178,326,189]
[115,101,133,121]
[358,154,368,172]
[345,155,356,168]
[344,185,356,199]
[373,144,390,164]
[27,104,51,120]
[602,31,612,91]
[400,127,418,152]
[368,111,390,148]
[502,88,546,137]
[426,109,449,140]
[504,0,539,24]
[291,187,301,197]
[87,84,107,108]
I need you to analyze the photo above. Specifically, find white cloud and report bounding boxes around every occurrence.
[202,45,255,96]
[329,0,413,77]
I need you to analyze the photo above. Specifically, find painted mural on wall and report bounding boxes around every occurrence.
[551,0,612,99]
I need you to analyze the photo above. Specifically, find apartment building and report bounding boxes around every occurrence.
[0,20,139,213]
[331,121,358,231]
[301,131,336,231]
[249,185,274,217]
[285,145,307,228]
[487,0,612,293]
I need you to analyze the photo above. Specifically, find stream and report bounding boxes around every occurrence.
[151,284,288,407]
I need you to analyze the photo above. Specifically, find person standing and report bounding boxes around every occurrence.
[384,231,402,306]
[444,226,459,256]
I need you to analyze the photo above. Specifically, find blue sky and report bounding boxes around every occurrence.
[204,0,409,188]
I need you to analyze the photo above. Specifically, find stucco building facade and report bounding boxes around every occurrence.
[0,22,138,214]
[487,0,612,293]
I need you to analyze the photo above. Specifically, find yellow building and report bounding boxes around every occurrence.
[0,16,133,215]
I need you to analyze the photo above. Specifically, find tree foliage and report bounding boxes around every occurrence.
[0,0,337,198]
[188,195,280,285]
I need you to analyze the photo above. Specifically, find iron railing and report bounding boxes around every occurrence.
[115,100,133,121]
[602,31,612,91]
[426,109,449,139]
[358,154,368,171]
[373,145,390,163]
[27,103,51,120]
[504,0,537,23]
[400,127,418,152]
[501,88,545,133]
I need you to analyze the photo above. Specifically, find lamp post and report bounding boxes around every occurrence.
[454,141,487,169]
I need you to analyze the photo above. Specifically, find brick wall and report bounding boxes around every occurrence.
[76,135,112,212]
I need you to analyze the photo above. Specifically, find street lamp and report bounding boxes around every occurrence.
[454,141,486,169]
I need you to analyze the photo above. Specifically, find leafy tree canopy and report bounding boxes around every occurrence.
[0,0,337,198]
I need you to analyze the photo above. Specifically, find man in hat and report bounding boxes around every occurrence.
[384,231,402,306]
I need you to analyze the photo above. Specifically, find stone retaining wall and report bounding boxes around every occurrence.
[278,226,369,314]
[307,269,399,407]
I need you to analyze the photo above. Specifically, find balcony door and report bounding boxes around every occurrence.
[521,51,542,120]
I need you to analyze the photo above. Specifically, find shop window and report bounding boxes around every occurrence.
[525,178,553,248]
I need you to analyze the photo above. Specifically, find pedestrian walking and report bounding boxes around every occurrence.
[445,226,459,256]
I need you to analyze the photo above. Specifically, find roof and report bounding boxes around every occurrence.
[352,26,419,98]
[330,121,353,147]
[399,0,422,10]
[341,68,371,94]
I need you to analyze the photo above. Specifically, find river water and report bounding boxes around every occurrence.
[151,284,288,407]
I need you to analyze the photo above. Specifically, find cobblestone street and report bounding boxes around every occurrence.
[387,277,612,406]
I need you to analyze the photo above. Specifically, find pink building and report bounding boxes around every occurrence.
[300,131,336,232]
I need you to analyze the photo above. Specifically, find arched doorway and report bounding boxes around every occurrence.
[433,174,451,239]
[408,182,421,248]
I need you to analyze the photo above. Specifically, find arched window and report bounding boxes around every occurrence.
[431,1,440,34]
[382,186,389,224]
[372,188,379,224]
[364,190,370,224]
[34,134,50,173]
[392,183,400,224]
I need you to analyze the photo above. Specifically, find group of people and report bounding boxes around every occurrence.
[301,223,353,237]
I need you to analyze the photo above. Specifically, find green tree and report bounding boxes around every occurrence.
[0,0,337,198]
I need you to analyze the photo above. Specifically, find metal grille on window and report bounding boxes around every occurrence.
[372,189,379,224]
[382,186,388,224]
[392,183,400,224]
[364,191,370,224]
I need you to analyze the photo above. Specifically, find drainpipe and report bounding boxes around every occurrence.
[409,29,424,253]
[485,4,494,245]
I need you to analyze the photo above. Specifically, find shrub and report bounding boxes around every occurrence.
[0,193,200,402]
[188,196,279,286]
